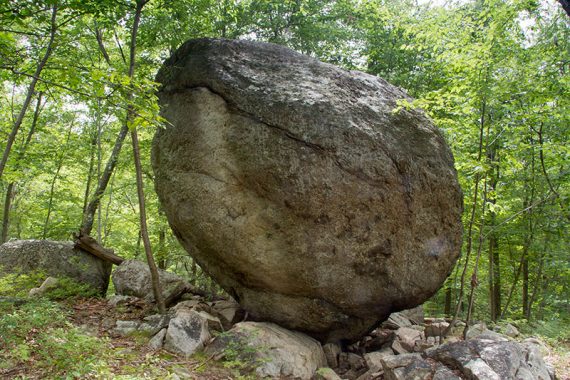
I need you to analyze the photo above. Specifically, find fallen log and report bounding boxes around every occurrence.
[74,231,124,265]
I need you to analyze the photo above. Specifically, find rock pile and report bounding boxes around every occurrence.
[152,38,464,342]
[110,264,556,380]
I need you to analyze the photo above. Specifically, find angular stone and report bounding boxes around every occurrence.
[426,336,554,380]
[356,368,384,380]
[395,326,424,352]
[138,314,170,336]
[381,353,426,380]
[112,260,190,305]
[114,320,140,336]
[210,299,244,330]
[152,38,463,342]
[362,329,396,352]
[315,367,343,380]
[521,340,553,380]
[463,358,501,380]
[107,295,139,307]
[194,310,223,332]
[391,339,409,355]
[364,348,394,370]
[0,240,111,296]
[149,328,167,350]
[504,323,520,338]
[382,312,413,330]
[432,364,462,380]
[425,321,449,338]
[323,342,342,368]
[206,321,326,379]
[164,309,211,356]
[465,322,489,340]
[29,276,59,297]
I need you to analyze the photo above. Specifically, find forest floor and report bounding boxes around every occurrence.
[0,297,240,379]
[0,297,569,379]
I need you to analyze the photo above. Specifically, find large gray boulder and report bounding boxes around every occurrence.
[152,38,463,342]
[0,239,111,296]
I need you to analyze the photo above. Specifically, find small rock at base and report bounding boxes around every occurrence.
[149,328,167,350]
[314,367,342,380]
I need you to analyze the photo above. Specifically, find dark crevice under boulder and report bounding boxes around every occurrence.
[152,38,463,342]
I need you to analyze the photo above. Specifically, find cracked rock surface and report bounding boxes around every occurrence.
[152,38,463,342]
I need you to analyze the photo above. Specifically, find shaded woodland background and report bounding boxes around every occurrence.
[0,0,568,331]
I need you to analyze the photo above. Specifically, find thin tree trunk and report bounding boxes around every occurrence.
[127,0,165,314]
[94,21,111,65]
[488,232,500,321]
[102,173,115,244]
[443,95,487,336]
[80,124,128,235]
[464,177,488,335]
[79,17,127,236]
[82,126,97,214]
[42,121,74,239]
[0,6,57,180]
[522,133,537,319]
[444,284,452,317]
[537,123,568,220]
[1,92,44,242]
[1,183,15,243]
[486,130,501,322]
[522,255,529,318]
[526,252,545,320]
[500,246,525,320]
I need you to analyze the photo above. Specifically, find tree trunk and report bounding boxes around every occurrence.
[522,256,529,318]
[1,183,15,243]
[527,252,545,320]
[444,94,487,336]
[127,0,165,314]
[0,6,57,180]
[42,121,74,239]
[1,92,43,243]
[488,232,500,321]
[82,124,97,215]
[444,284,452,317]
[464,176,488,335]
[80,124,128,235]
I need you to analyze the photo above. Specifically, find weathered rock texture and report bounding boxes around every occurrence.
[0,240,111,295]
[152,38,463,342]
[206,321,327,379]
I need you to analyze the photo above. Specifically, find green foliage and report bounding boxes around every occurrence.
[518,318,570,345]
[0,298,183,378]
[211,330,267,376]
[0,269,99,300]
[42,276,101,300]
[0,299,108,377]
[0,270,46,297]
[0,0,568,332]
